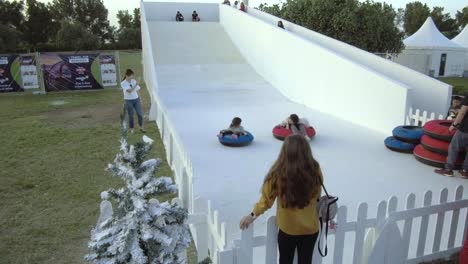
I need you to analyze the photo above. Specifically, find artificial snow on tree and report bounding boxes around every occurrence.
[85,121,191,264]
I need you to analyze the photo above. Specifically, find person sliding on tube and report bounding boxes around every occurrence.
[218,117,247,140]
[280,114,310,140]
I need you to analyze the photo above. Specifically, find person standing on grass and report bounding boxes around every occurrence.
[435,94,468,179]
[240,135,323,264]
[121,69,146,134]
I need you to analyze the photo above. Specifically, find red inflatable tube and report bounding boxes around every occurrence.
[413,145,464,169]
[421,135,467,155]
[272,126,316,140]
[420,135,450,154]
[423,120,455,142]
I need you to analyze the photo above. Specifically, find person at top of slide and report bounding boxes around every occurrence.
[192,11,200,22]
[280,114,310,140]
[240,2,247,12]
[240,135,323,264]
[217,117,247,140]
[222,0,231,6]
[175,11,184,21]
[278,20,285,29]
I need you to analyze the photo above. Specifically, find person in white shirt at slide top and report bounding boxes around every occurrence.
[121,69,146,133]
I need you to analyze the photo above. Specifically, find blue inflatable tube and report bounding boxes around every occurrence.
[219,131,254,147]
[384,136,416,153]
[392,126,423,143]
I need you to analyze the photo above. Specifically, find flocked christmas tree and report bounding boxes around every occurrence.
[85,119,191,264]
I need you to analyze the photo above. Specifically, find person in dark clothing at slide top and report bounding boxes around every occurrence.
[435,94,468,179]
[278,20,285,29]
[192,11,200,22]
[175,11,184,21]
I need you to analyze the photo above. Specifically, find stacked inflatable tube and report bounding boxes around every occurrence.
[385,125,422,153]
[219,132,254,147]
[392,126,424,143]
[384,136,417,153]
[420,135,450,155]
[422,120,455,142]
[272,126,316,141]
[413,145,464,169]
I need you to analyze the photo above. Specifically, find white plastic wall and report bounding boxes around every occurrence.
[246,8,451,119]
[141,1,159,110]
[220,6,409,133]
[142,1,219,22]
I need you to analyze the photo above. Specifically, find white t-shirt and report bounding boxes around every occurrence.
[121,79,141,100]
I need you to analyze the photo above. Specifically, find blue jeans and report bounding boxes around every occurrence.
[125,98,143,129]
[446,131,468,170]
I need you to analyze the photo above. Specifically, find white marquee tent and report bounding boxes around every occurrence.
[395,17,466,77]
[452,25,468,75]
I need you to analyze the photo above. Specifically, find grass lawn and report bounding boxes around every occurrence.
[0,50,197,263]
[438,77,468,95]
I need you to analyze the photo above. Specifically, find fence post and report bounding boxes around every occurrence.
[433,188,449,253]
[406,107,413,125]
[265,216,278,264]
[414,109,421,126]
[448,186,464,248]
[353,203,369,264]
[238,225,254,264]
[417,191,433,257]
[362,200,388,264]
[401,193,416,259]
[333,206,347,264]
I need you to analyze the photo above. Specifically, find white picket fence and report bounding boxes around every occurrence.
[406,107,445,126]
[201,186,467,264]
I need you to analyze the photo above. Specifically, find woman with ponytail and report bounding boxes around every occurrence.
[121,69,146,133]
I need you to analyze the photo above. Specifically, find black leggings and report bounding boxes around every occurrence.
[219,130,242,137]
[278,229,319,264]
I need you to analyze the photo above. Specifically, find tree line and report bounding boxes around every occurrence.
[1,0,467,54]
[259,0,468,53]
[0,0,141,53]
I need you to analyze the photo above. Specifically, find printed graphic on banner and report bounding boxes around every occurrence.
[41,53,103,91]
[99,55,117,87]
[20,55,39,89]
[0,55,22,93]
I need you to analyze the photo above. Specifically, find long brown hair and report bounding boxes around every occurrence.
[264,135,321,209]
[123,69,134,81]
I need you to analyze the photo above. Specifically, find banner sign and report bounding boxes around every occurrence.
[99,54,117,87]
[19,55,39,89]
[41,53,103,91]
[0,55,22,93]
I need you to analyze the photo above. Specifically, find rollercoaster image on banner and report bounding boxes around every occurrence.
[40,53,103,92]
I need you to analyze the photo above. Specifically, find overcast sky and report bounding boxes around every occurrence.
[35,0,466,27]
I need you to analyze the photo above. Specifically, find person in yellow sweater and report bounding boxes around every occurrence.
[239,134,323,264]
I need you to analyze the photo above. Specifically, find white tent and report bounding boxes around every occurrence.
[452,25,468,75]
[395,17,466,77]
